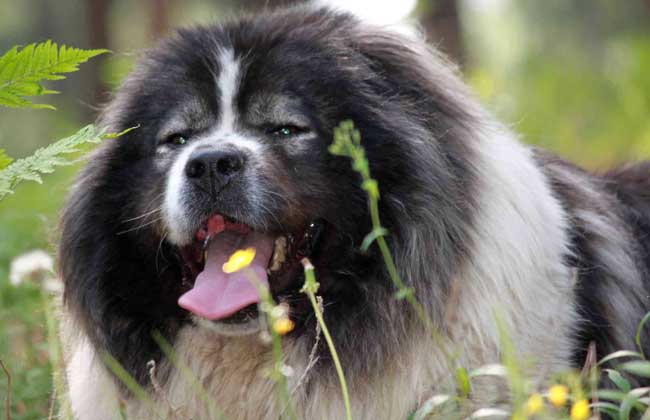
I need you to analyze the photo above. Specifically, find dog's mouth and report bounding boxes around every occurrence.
[176,214,325,331]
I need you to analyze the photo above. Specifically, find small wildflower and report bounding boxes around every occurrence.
[9,249,60,292]
[570,399,590,420]
[270,303,289,319]
[548,384,569,408]
[279,363,294,377]
[273,317,295,335]
[222,247,256,273]
[525,393,544,416]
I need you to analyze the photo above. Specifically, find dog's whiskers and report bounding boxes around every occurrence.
[116,216,164,235]
[155,232,169,274]
[121,206,162,223]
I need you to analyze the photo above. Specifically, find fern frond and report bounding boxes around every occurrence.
[0,125,104,199]
[0,41,109,109]
[0,149,12,170]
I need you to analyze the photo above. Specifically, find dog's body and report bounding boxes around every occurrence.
[59,6,650,419]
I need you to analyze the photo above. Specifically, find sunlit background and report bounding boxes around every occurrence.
[1,0,650,417]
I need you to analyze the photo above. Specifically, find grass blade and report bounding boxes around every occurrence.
[301,259,353,420]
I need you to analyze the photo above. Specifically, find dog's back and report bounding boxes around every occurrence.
[604,162,650,352]
[538,153,650,368]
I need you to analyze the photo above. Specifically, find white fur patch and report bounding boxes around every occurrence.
[446,124,577,382]
[216,48,240,133]
[163,48,266,245]
[67,340,122,420]
[164,141,202,245]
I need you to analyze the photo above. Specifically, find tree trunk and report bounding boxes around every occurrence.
[83,0,112,116]
[147,0,174,40]
[416,0,465,67]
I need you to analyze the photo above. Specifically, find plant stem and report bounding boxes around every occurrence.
[370,197,433,330]
[245,271,297,420]
[0,359,11,420]
[301,259,353,420]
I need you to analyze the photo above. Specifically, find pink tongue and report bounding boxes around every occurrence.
[178,231,274,320]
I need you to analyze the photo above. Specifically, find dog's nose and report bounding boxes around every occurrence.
[185,148,246,188]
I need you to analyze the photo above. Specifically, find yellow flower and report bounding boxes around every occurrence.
[570,399,590,420]
[222,247,256,273]
[525,393,544,416]
[548,384,569,408]
[273,317,295,335]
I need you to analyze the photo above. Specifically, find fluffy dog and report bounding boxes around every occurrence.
[58,5,650,419]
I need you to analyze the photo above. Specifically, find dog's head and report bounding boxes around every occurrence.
[59,6,478,382]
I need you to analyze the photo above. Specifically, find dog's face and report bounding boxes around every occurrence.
[60,6,477,381]
[104,15,393,335]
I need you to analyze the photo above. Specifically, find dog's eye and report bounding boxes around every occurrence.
[165,134,188,146]
[268,125,306,137]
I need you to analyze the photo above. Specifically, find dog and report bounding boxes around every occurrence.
[58,5,650,419]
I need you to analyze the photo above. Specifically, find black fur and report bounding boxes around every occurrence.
[535,151,650,368]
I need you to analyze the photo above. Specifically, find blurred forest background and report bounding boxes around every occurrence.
[1,0,650,417]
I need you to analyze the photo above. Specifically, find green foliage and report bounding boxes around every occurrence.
[0,40,115,201]
[0,38,111,418]
[0,41,108,109]
[0,149,12,170]
[467,31,650,166]
[0,125,135,200]
[636,311,650,359]
[0,125,103,200]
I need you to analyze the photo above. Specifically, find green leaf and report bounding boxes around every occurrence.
[455,367,471,397]
[607,369,632,393]
[637,311,650,359]
[469,364,508,378]
[591,402,622,419]
[360,227,388,252]
[104,125,139,139]
[621,361,650,378]
[0,40,109,109]
[0,124,110,199]
[598,350,643,366]
[0,149,12,170]
[597,389,627,402]
[394,287,415,300]
[469,408,510,419]
[620,388,650,420]
[409,395,454,420]
[362,179,379,198]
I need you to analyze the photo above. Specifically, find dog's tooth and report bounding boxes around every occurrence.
[269,236,287,272]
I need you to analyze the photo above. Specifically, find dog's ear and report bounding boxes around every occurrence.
[58,143,182,385]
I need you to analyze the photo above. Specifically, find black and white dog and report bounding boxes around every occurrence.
[58,6,650,419]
